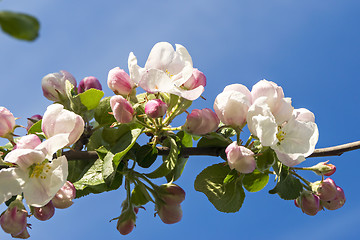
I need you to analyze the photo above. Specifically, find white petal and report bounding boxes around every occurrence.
[139,69,174,93]
[223,84,252,105]
[23,156,68,207]
[35,134,70,160]
[145,42,175,71]
[42,104,76,138]
[274,150,306,167]
[128,52,143,85]
[169,85,204,101]
[4,149,45,169]
[0,168,24,204]
[272,97,293,124]
[293,108,315,123]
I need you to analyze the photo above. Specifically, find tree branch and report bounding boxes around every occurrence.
[1,141,360,170]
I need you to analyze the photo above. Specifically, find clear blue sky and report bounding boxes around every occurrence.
[1,0,360,239]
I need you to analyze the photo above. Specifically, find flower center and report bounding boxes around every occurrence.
[165,69,174,78]
[276,126,286,144]
[28,161,51,179]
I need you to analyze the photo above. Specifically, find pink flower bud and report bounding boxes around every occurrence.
[41,70,76,102]
[52,181,76,209]
[33,201,55,221]
[42,104,85,146]
[311,161,336,176]
[251,79,284,103]
[117,218,136,235]
[78,76,102,93]
[157,204,183,224]
[0,207,28,236]
[110,95,134,123]
[108,67,135,96]
[184,108,219,135]
[311,178,338,201]
[26,114,42,131]
[214,84,252,128]
[0,107,16,138]
[182,68,206,90]
[144,99,168,118]
[159,184,186,205]
[14,134,42,150]
[322,186,346,210]
[296,191,320,216]
[225,142,256,174]
[11,227,30,239]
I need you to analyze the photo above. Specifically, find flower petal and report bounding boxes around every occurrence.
[4,149,45,169]
[145,42,175,71]
[0,168,24,204]
[35,134,70,160]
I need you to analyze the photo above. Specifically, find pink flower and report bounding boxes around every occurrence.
[184,108,219,135]
[296,191,320,216]
[311,178,338,201]
[41,70,76,102]
[0,107,16,138]
[321,186,346,210]
[107,67,135,96]
[144,99,168,118]
[182,68,206,90]
[14,134,42,150]
[110,95,134,123]
[0,206,28,236]
[52,181,76,209]
[225,142,256,174]
[42,104,85,146]
[78,76,102,93]
[33,200,55,221]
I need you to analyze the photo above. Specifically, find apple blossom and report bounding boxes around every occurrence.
[321,186,346,210]
[182,68,206,90]
[41,70,76,102]
[42,104,85,146]
[214,84,252,128]
[51,181,76,209]
[296,191,321,216]
[157,204,183,224]
[128,42,204,100]
[117,218,136,235]
[78,76,102,93]
[158,183,186,205]
[110,95,134,123]
[14,134,42,150]
[145,99,168,118]
[225,142,256,174]
[183,108,219,135]
[0,107,16,138]
[107,67,135,96]
[0,134,69,207]
[33,200,55,221]
[311,178,338,201]
[311,161,336,176]
[26,114,42,132]
[0,206,28,236]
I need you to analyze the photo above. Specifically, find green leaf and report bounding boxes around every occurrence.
[78,88,104,110]
[166,157,188,182]
[242,170,269,192]
[194,163,245,213]
[94,97,116,125]
[136,145,158,168]
[177,131,193,148]
[269,162,303,200]
[145,136,178,179]
[197,132,232,160]
[86,128,110,151]
[67,158,97,183]
[27,120,42,135]
[0,11,39,41]
[255,147,276,172]
[223,169,238,184]
[131,183,153,206]
[102,125,130,145]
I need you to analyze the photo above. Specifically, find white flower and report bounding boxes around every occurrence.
[42,104,85,146]
[128,42,204,100]
[0,134,69,207]
[247,97,318,166]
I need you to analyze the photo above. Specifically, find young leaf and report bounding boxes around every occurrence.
[78,88,104,110]
[136,145,158,168]
[131,183,153,206]
[194,163,245,213]
[94,97,116,125]
[255,147,276,172]
[27,120,42,135]
[0,11,39,41]
[242,170,269,192]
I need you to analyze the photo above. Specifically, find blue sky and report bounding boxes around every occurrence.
[1,0,360,239]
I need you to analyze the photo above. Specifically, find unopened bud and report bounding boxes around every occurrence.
[322,186,346,210]
[296,191,320,216]
[183,68,206,90]
[0,107,16,138]
[108,67,135,96]
[225,142,256,174]
[52,181,76,209]
[311,161,336,176]
[184,108,219,135]
[26,114,42,131]
[157,204,183,224]
[41,70,76,102]
[33,201,55,221]
[117,218,135,235]
[0,206,28,236]
[159,184,186,205]
[14,134,42,150]
[145,99,168,118]
[311,178,338,201]
[11,227,30,239]
[110,95,134,123]
[78,76,102,93]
